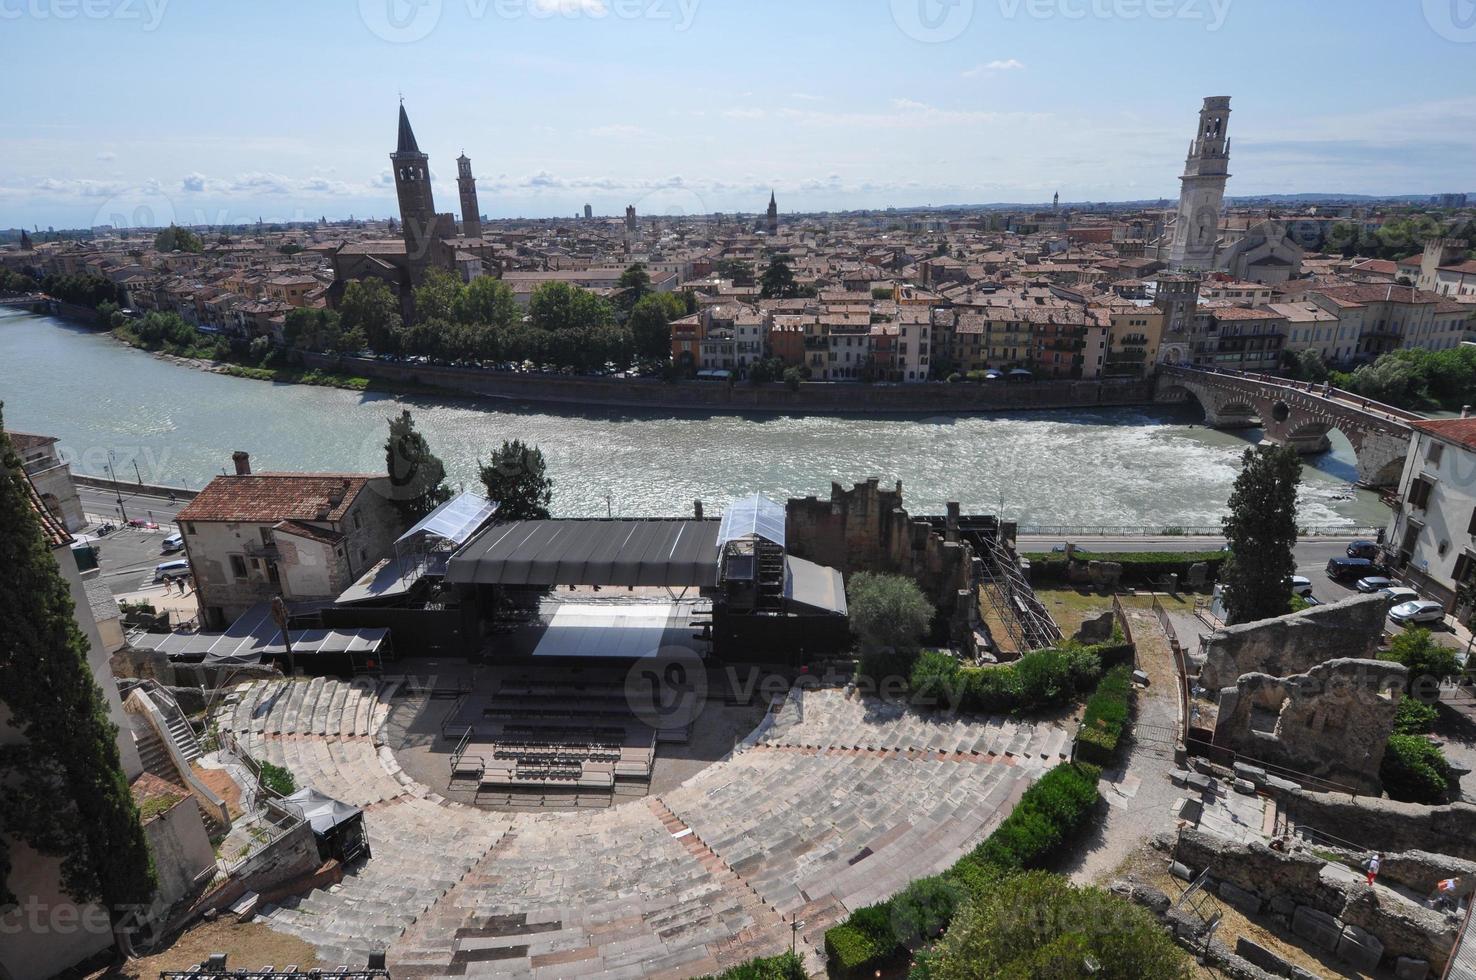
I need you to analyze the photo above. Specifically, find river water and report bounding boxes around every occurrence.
[0,308,1388,528]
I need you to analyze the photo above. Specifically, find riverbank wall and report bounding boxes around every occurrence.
[73,474,199,501]
[299,352,1156,415]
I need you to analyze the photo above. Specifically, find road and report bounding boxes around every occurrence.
[77,485,189,597]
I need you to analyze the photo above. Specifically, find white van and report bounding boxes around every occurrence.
[154,559,191,581]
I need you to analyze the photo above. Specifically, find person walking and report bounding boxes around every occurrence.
[1364,852,1382,886]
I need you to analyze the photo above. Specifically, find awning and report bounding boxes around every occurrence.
[396,491,498,546]
[446,520,720,588]
[717,494,786,547]
[130,602,388,664]
[281,787,362,835]
[784,555,848,616]
[530,601,710,659]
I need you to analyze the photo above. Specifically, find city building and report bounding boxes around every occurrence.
[174,453,404,629]
[1168,97,1232,271]
[5,430,84,530]
[1384,415,1476,615]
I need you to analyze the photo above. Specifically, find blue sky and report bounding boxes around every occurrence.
[4,0,1475,229]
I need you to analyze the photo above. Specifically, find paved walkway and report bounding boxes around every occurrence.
[1065,604,1186,885]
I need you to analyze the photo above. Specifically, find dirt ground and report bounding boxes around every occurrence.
[1112,841,1378,980]
[87,919,318,978]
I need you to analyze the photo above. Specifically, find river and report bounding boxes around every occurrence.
[0,308,1389,529]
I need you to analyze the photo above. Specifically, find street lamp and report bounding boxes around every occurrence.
[106,451,129,524]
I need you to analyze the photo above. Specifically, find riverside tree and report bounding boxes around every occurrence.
[479,439,553,521]
[1221,444,1302,625]
[385,410,453,522]
[0,410,157,917]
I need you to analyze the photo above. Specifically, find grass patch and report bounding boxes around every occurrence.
[1075,665,1135,765]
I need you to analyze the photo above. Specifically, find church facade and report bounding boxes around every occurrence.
[328,104,500,317]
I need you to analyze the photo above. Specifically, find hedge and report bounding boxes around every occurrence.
[1075,665,1135,765]
[822,763,1102,975]
[1382,733,1453,804]
[697,950,807,980]
[1024,550,1226,586]
[909,640,1130,716]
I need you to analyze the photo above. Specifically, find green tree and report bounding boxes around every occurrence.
[924,871,1190,980]
[0,412,157,914]
[478,440,553,521]
[616,262,652,315]
[1281,348,1329,384]
[413,270,465,323]
[153,224,203,253]
[339,278,403,355]
[847,571,933,654]
[782,365,804,391]
[456,276,519,329]
[1381,628,1462,703]
[1221,445,1301,625]
[759,255,800,299]
[385,410,453,522]
[628,291,686,362]
[529,281,615,334]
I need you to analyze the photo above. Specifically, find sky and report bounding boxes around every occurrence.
[4,0,1475,230]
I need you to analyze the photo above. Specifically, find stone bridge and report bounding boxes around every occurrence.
[1155,366,1419,487]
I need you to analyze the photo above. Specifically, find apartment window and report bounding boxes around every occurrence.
[1456,551,1476,584]
[229,554,248,579]
[185,522,196,535]
[1468,507,1476,537]
[353,511,363,530]
[1408,476,1434,510]
[1427,442,1445,467]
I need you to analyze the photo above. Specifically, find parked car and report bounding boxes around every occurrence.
[1355,576,1394,594]
[1389,600,1446,626]
[1288,576,1314,598]
[154,559,190,582]
[1378,586,1420,606]
[1346,540,1381,560]
[128,518,160,530]
[161,533,184,553]
[1326,557,1378,582]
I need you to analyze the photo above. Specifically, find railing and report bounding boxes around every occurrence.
[1110,595,1138,669]
[1017,524,1377,538]
[449,726,481,780]
[439,692,470,739]
[1153,594,1191,751]
[1182,736,1362,797]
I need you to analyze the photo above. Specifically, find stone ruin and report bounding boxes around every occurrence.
[786,479,976,641]
[1199,593,1388,691]
[1212,658,1407,796]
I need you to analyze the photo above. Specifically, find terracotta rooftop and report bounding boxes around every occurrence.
[21,466,72,549]
[1412,418,1476,452]
[177,473,380,524]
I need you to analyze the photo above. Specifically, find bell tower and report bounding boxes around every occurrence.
[456,152,482,239]
[1169,96,1232,272]
[766,191,778,235]
[391,101,437,285]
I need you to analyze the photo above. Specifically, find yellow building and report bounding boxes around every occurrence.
[1096,302,1164,379]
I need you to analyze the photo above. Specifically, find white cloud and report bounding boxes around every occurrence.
[181,172,207,192]
[723,107,766,120]
[790,93,824,102]
[96,150,117,162]
[962,59,1025,77]
[531,0,609,14]
[589,124,646,138]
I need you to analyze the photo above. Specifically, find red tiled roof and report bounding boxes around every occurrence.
[1412,418,1476,452]
[177,474,379,524]
[20,466,72,548]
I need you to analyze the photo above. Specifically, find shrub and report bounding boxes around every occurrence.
[1381,734,1452,804]
[824,920,895,978]
[849,571,934,655]
[970,763,1101,872]
[1024,551,1226,586]
[910,650,963,707]
[889,876,967,947]
[258,760,296,797]
[698,951,807,980]
[1393,697,1439,736]
[1381,629,1462,703]
[1076,666,1134,765]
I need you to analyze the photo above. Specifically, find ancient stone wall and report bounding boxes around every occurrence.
[1280,790,1476,862]
[785,479,973,628]
[1212,658,1407,795]
[1199,594,1387,691]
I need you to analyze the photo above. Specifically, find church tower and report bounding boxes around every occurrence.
[391,102,437,285]
[1169,96,1232,271]
[456,152,482,239]
[766,191,778,235]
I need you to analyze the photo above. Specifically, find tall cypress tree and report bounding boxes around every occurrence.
[0,407,156,917]
[1221,444,1302,625]
[384,409,453,522]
